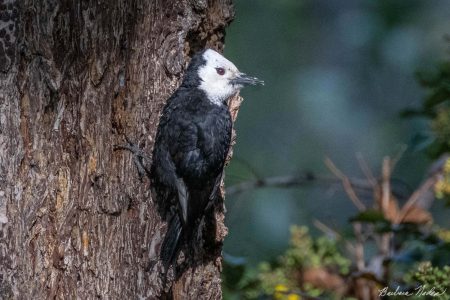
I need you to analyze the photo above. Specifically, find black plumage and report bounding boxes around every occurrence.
[151,50,233,269]
[115,48,264,276]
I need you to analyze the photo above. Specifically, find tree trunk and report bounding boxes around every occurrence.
[0,1,234,298]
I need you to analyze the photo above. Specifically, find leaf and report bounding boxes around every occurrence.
[392,248,425,263]
[424,87,450,109]
[400,108,427,118]
[349,210,389,224]
[373,222,394,233]
[409,132,436,152]
[426,139,449,159]
[445,197,450,207]
[303,267,346,291]
[223,253,248,288]
[402,205,433,224]
[416,68,441,87]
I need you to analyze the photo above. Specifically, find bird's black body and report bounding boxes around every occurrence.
[151,51,233,269]
[115,48,263,274]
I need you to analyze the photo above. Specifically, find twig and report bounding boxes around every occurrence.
[356,153,377,187]
[353,222,365,271]
[313,219,341,240]
[380,157,392,257]
[380,157,391,215]
[325,158,366,211]
[357,153,382,257]
[225,173,374,197]
[225,174,315,196]
[231,157,262,178]
[314,219,356,255]
[324,157,346,179]
[395,176,437,224]
[391,144,407,170]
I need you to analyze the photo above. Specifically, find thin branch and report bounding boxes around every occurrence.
[343,180,366,211]
[395,176,437,224]
[225,174,315,196]
[380,157,392,257]
[380,157,391,214]
[356,153,377,187]
[231,157,262,179]
[390,144,407,170]
[324,157,347,179]
[314,219,356,255]
[325,158,366,211]
[225,173,374,197]
[313,219,341,240]
[353,222,365,271]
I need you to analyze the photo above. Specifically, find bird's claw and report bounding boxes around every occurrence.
[114,135,152,181]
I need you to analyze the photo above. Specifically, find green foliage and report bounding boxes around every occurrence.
[437,228,450,243]
[223,218,450,299]
[434,158,450,205]
[349,209,389,224]
[433,109,450,148]
[409,262,450,288]
[404,60,450,158]
[402,262,450,299]
[223,226,350,299]
[404,57,450,204]
[223,5,450,296]
[259,226,350,297]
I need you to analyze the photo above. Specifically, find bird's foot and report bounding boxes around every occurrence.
[114,135,152,181]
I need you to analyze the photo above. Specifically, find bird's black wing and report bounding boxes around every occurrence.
[158,114,214,268]
[156,91,232,268]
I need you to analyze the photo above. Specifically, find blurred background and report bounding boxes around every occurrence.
[223,0,450,267]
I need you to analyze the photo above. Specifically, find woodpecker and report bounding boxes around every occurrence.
[121,49,263,271]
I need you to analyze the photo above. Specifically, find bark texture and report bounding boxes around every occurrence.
[0,1,234,298]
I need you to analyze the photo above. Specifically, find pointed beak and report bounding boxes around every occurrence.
[231,72,264,86]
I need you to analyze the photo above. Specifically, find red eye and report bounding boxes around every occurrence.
[216,67,225,75]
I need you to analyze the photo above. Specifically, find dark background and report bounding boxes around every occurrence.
[223,0,450,265]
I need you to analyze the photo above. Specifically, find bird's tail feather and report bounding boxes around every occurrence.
[161,214,183,270]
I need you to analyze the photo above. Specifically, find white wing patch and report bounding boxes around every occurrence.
[176,177,189,223]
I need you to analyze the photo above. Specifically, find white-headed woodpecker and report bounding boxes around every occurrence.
[121,49,263,272]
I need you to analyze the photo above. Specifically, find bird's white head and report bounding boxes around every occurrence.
[196,49,264,105]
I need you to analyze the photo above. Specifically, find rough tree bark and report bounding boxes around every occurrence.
[0,1,235,299]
